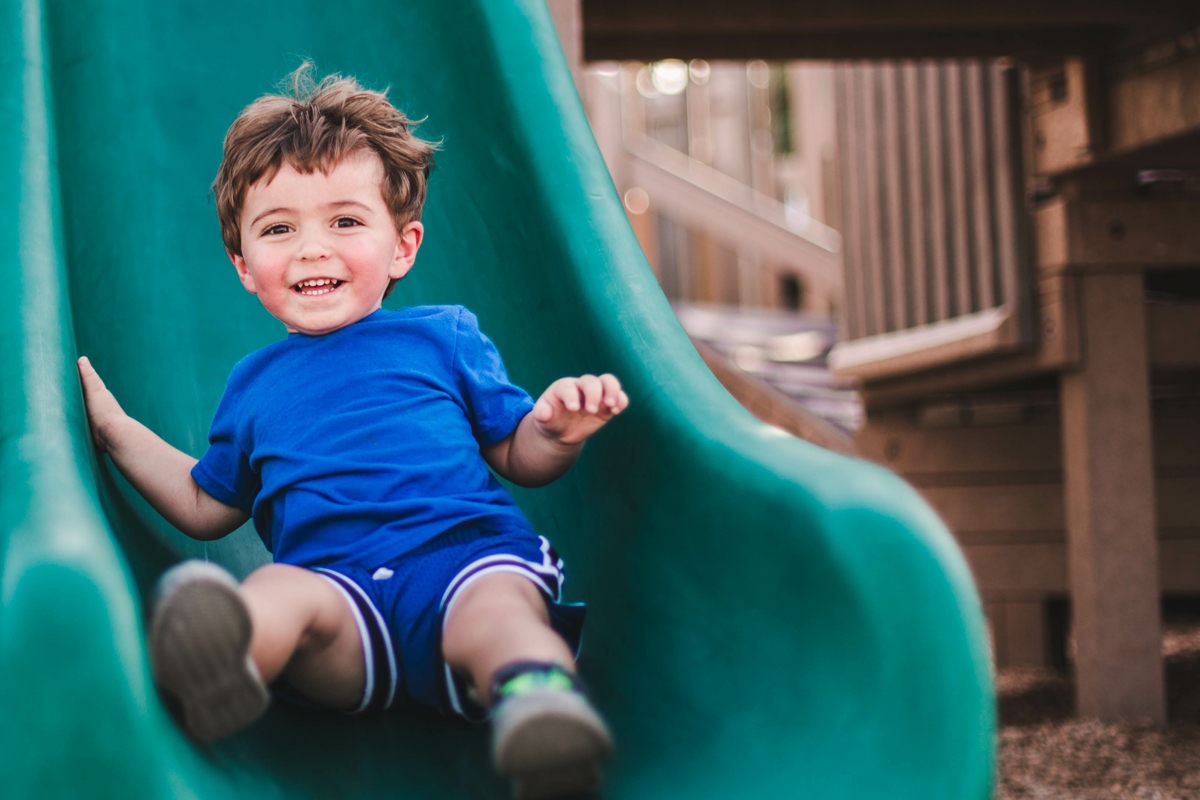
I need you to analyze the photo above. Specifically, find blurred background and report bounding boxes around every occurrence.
[551,2,1200,796]
[583,58,860,441]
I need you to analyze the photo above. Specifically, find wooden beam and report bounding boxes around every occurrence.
[963,543,1067,593]
[861,401,1200,474]
[581,0,1200,61]
[964,538,1200,595]
[624,139,841,293]
[1061,272,1164,722]
[1036,197,1200,271]
[829,306,1023,381]
[1029,59,1102,175]
[857,276,1079,408]
[1110,51,1200,155]
[857,413,1062,474]
[1027,50,1200,177]
[583,29,1118,62]
[582,0,1197,31]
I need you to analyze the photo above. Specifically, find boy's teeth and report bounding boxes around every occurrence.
[294,279,342,294]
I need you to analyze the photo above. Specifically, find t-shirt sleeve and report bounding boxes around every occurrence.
[453,308,536,447]
[191,368,260,515]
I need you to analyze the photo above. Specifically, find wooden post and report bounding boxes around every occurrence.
[1060,272,1165,722]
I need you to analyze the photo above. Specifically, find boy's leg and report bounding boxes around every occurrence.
[240,563,366,710]
[442,572,611,799]
[440,572,574,705]
[151,561,365,741]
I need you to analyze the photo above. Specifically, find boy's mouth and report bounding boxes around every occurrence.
[292,278,344,296]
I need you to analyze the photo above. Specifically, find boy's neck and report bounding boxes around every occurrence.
[285,305,386,336]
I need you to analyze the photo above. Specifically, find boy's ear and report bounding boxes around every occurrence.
[229,251,259,295]
[390,221,424,281]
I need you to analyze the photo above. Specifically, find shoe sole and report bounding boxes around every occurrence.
[493,689,613,800]
[149,561,268,742]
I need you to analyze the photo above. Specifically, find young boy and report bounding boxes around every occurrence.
[76,66,625,799]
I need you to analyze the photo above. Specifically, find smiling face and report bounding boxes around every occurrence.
[230,151,423,336]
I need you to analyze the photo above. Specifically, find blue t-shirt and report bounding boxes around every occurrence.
[191,306,536,568]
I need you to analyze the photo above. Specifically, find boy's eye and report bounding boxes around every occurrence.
[335,217,362,228]
[263,223,290,236]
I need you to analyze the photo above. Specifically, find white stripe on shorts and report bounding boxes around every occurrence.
[315,567,399,711]
[314,572,376,715]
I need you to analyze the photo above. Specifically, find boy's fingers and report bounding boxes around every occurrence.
[577,374,603,414]
[536,385,572,425]
[78,366,98,396]
[554,380,581,412]
[599,374,622,408]
[77,356,105,386]
[537,376,627,440]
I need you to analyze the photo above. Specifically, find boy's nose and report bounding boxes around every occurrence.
[296,233,332,261]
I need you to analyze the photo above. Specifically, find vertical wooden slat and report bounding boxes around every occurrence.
[880,63,909,332]
[675,217,693,300]
[686,69,713,165]
[836,64,866,340]
[860,64,888,336]
[944,61,973,317]
[966,61,997,310]
[694,229,716,302]
[991,63,1021,310]
[923,61,951,323]
[836,57,1029,348]
[902,61,930,326]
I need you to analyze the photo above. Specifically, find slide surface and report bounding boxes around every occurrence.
[0,0,995,797]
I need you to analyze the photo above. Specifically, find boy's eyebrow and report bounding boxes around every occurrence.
[250,207,292,227]
[326,200,373,213]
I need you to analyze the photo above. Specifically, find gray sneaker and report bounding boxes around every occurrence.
[148,560,268,742]
[491,666,613,799]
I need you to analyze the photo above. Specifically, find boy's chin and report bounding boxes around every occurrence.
[262,294,386,337]
[277,311,375,337]
[283,320,352,336]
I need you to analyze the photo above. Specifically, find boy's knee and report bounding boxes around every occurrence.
[241,564,348,638]
[454,573,549,623]
[243,562,304,587]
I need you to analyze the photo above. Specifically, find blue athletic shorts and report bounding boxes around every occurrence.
[282,525,585,721]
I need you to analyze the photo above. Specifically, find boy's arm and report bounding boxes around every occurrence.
[480,373,628,488]
[77,357,250,541]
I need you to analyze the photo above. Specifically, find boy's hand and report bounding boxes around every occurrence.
[531,374,629,446]
[481,374,629,486]
[77,356,128,454]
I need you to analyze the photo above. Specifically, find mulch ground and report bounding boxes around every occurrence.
[996,620,1200,799]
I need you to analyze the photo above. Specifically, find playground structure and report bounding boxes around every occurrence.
[822,13,1200,725]
[1,0,991,798]
[577,0,1200,725]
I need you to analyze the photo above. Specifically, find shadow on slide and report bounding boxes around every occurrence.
[0,0,994,797]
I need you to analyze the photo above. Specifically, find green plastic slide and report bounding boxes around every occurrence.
[0,0,994,796]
